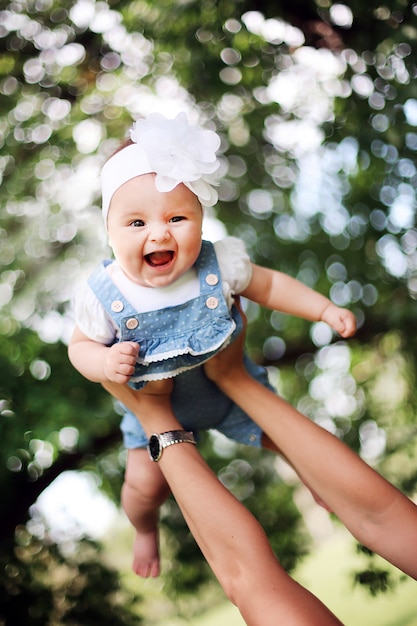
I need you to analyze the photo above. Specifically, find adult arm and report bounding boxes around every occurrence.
[204,337,417,580]
[102,380,343,626]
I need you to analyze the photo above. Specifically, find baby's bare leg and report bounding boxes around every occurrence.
[102,380,173,577]
[123,448,170,577]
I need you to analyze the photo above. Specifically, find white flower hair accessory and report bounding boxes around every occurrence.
[101,112,221,225]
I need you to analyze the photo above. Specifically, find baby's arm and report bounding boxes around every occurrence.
[70,326,173,429]
[68,326,139,384]
[242,264,356,338]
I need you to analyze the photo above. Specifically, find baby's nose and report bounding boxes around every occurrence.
[150,224,170,242]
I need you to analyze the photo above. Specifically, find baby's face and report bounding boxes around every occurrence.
[107,173,203,288]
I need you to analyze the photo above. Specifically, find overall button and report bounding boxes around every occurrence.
[205,273,219,286]
[126,318,139,330]
[206,296,219,310]
[111,300,124,312]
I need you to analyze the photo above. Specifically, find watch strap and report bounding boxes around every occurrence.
[148,430,196,462]
[159,430,196,448]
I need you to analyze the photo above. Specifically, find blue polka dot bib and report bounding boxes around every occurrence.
[88,241,237,389]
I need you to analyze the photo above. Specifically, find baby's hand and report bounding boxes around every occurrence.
[103,341,139,384]
[321,304,356,338]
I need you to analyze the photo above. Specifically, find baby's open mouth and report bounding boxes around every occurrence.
[145,251,174,267]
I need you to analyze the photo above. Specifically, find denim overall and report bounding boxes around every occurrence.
[88,241,272,449]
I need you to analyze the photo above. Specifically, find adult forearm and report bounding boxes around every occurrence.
[102,381,343,624]
[222,371,379,500]
[157,442,343,626]
[217,369,417,578]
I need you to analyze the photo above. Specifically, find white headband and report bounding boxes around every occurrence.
[101,112,221,225]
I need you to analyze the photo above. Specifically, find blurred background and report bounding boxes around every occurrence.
[1,1,417,624]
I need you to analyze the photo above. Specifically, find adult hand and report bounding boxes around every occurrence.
[204,297,247,383]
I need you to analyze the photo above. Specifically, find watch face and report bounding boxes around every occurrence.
[148,435,161,461]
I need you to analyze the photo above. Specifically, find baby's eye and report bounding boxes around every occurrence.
[131,219,145,227]
[170,216,185,223]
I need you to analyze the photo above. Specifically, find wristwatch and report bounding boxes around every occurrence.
[147,430,197,462]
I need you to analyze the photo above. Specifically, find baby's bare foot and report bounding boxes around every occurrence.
[132,528,160,578]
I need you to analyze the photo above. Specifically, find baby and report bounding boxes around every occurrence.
[68,112,356,577]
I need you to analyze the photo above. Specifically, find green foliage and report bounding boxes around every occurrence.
[0,326,121,522]
[354,545,393,596]
[0,528,141,626]
[160,437,308,598]
[209,444,308,572]
[1,0,417,620]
